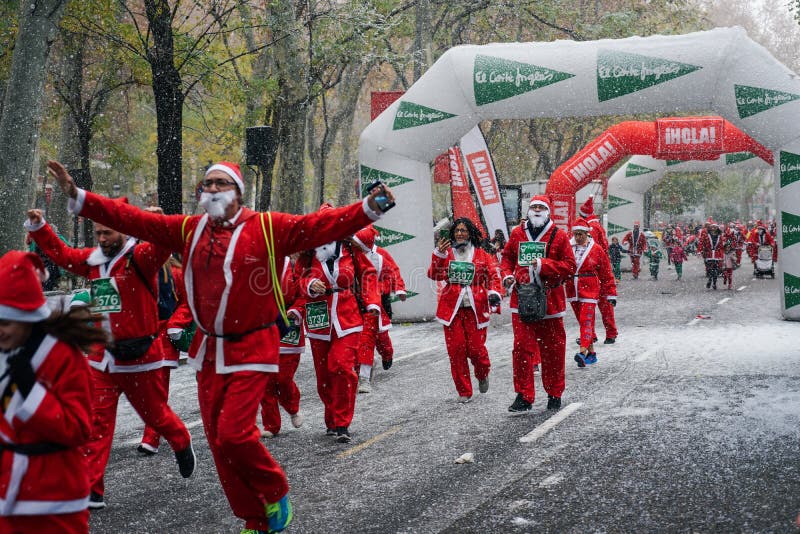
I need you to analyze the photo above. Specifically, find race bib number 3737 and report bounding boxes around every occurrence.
[305,301,330,330]
[518,241,545,267]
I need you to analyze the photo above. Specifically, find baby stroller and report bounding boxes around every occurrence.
[753,244,775,279]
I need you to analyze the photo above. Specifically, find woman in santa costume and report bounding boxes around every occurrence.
[0,251,106,534]
[698,221,725,290]
[500,196,576,413]
[427,217,502,402]
[47,159,392,533]
[293,210,381,443]
[260,255,305,438]
[24,207,195,510]
[352,225,406,393]
[566,218,616,367]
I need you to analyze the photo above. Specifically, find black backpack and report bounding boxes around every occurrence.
[127,252,179,320]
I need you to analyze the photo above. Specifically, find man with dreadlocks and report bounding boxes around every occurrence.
[428,218,502,402]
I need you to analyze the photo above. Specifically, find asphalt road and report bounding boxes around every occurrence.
[89,255,800,533]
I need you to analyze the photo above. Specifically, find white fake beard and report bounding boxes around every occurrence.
[199,189,237,220]
[528,209,549,227]
[315,241,337,262]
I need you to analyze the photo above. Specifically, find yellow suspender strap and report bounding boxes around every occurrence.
[180,216,191,242]
[260,212,288,325]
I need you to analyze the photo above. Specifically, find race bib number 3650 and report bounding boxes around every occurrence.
[518,241,545,267]
[448,261,475,285]
[305,301,330,330]
[90,277,122,313]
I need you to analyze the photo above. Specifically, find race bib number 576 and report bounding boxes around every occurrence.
[518,241,545,267]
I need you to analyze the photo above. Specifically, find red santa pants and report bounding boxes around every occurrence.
[260,353,302,435]
[310,334,359,429]
[0,510,89,534]
[630,255,642,278]
[84,367,191,495]
[442,307,490,397]
[357,313,394,367]
[511,314,566,403]
[595,295,618,339]
[197,365,289,530]
[140,365,173,450]
[571,301,596,349]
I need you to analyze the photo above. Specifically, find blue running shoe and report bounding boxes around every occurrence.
[265,494,293,533]
[584,352,597,365]
[574,353,586,368]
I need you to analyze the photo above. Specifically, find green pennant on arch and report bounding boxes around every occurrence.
[725,152,756,165]
[596,49,701,102]
[360,166,413,196]
[390,290,418,303]
[626,163,655,177]
[781,211,800,249]
[393,101,456,130]
[665,160,683,166]
[780,151,800,188]
[735,85,800,119]
[607,195,632,210]
[783,272,800,309]
[374,226,414,248]
[472,54,575,106]
[607,222,630,235]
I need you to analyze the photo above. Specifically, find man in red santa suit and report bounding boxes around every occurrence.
[427,217,502,402]
[352,225,406,393]
[47,159,393,533]
[292,210,381,443]
[747,222,778,264]
[24,207,195,510]
[622,221,648,280]
[578,196,618,344]
[0,251,106,534]
[699,221,725,290]
[566,218,616,367]
[260,255,305,438]
[500,195,576,413]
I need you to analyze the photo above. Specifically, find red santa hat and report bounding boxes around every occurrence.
[633,220,640,226]
[528,195,551,211]
[352,225,378,251]
[0,251,51,322]
[578,196,594,217]
[572,218,591,233]
[205,161,244,193]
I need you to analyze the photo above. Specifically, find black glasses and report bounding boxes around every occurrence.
[202,179,237,188]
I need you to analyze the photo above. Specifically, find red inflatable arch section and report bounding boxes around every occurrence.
[544,116,774,230]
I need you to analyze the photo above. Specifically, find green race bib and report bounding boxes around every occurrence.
[448,261,476,285]
[280,325,302,345]
[90,277,122,313]
[305,301,330,330]
[518,241,545,267]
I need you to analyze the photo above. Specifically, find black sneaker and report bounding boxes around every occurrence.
[88,491,106,510]
[335,427,351,443]
[382,358,393,370]
[325,428,336,436]
[603,337,616,345]
[547,396,561,410]
[136,444,157,456]
[478,377,489,393]
[175,443,196,478]
[706,279,711,288]
[508,393,532,413]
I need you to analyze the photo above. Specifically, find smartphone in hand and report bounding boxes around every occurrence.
[366,180,395,212]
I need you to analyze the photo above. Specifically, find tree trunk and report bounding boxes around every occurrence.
[145,0,184,215]
[0,0,68,253]
[273,100,307,214]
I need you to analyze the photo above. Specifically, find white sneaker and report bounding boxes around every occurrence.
[457,395,472,403]
[290,412,304,428]
[261,430,275,438]
[357,377,371,394]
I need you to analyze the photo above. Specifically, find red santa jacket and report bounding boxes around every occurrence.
[279,257,305,355]
[427,244,502,329]
[565,238,617,304]
[586,215,609,251]
[747,228,778,262]
[72,189,379,374]
[699,231,726,261]
[499,220,576,319]
[27,220,170,373]
[622,228,648,256]
[293,243,381,342]
[0,334,92,516]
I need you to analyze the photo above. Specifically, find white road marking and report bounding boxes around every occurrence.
[519,402,583,444]
[717,297,731,305]
[737,285,747,292]
[538,473,565,488]
[686,317,700,326]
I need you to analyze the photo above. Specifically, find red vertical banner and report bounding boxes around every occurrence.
[449,147,486,237]
[370,91,406,121]
[433,153,451,184]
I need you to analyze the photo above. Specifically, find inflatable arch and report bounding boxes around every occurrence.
[358,27,800,321]
[545,116,773,229]
[604,153,772,241]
